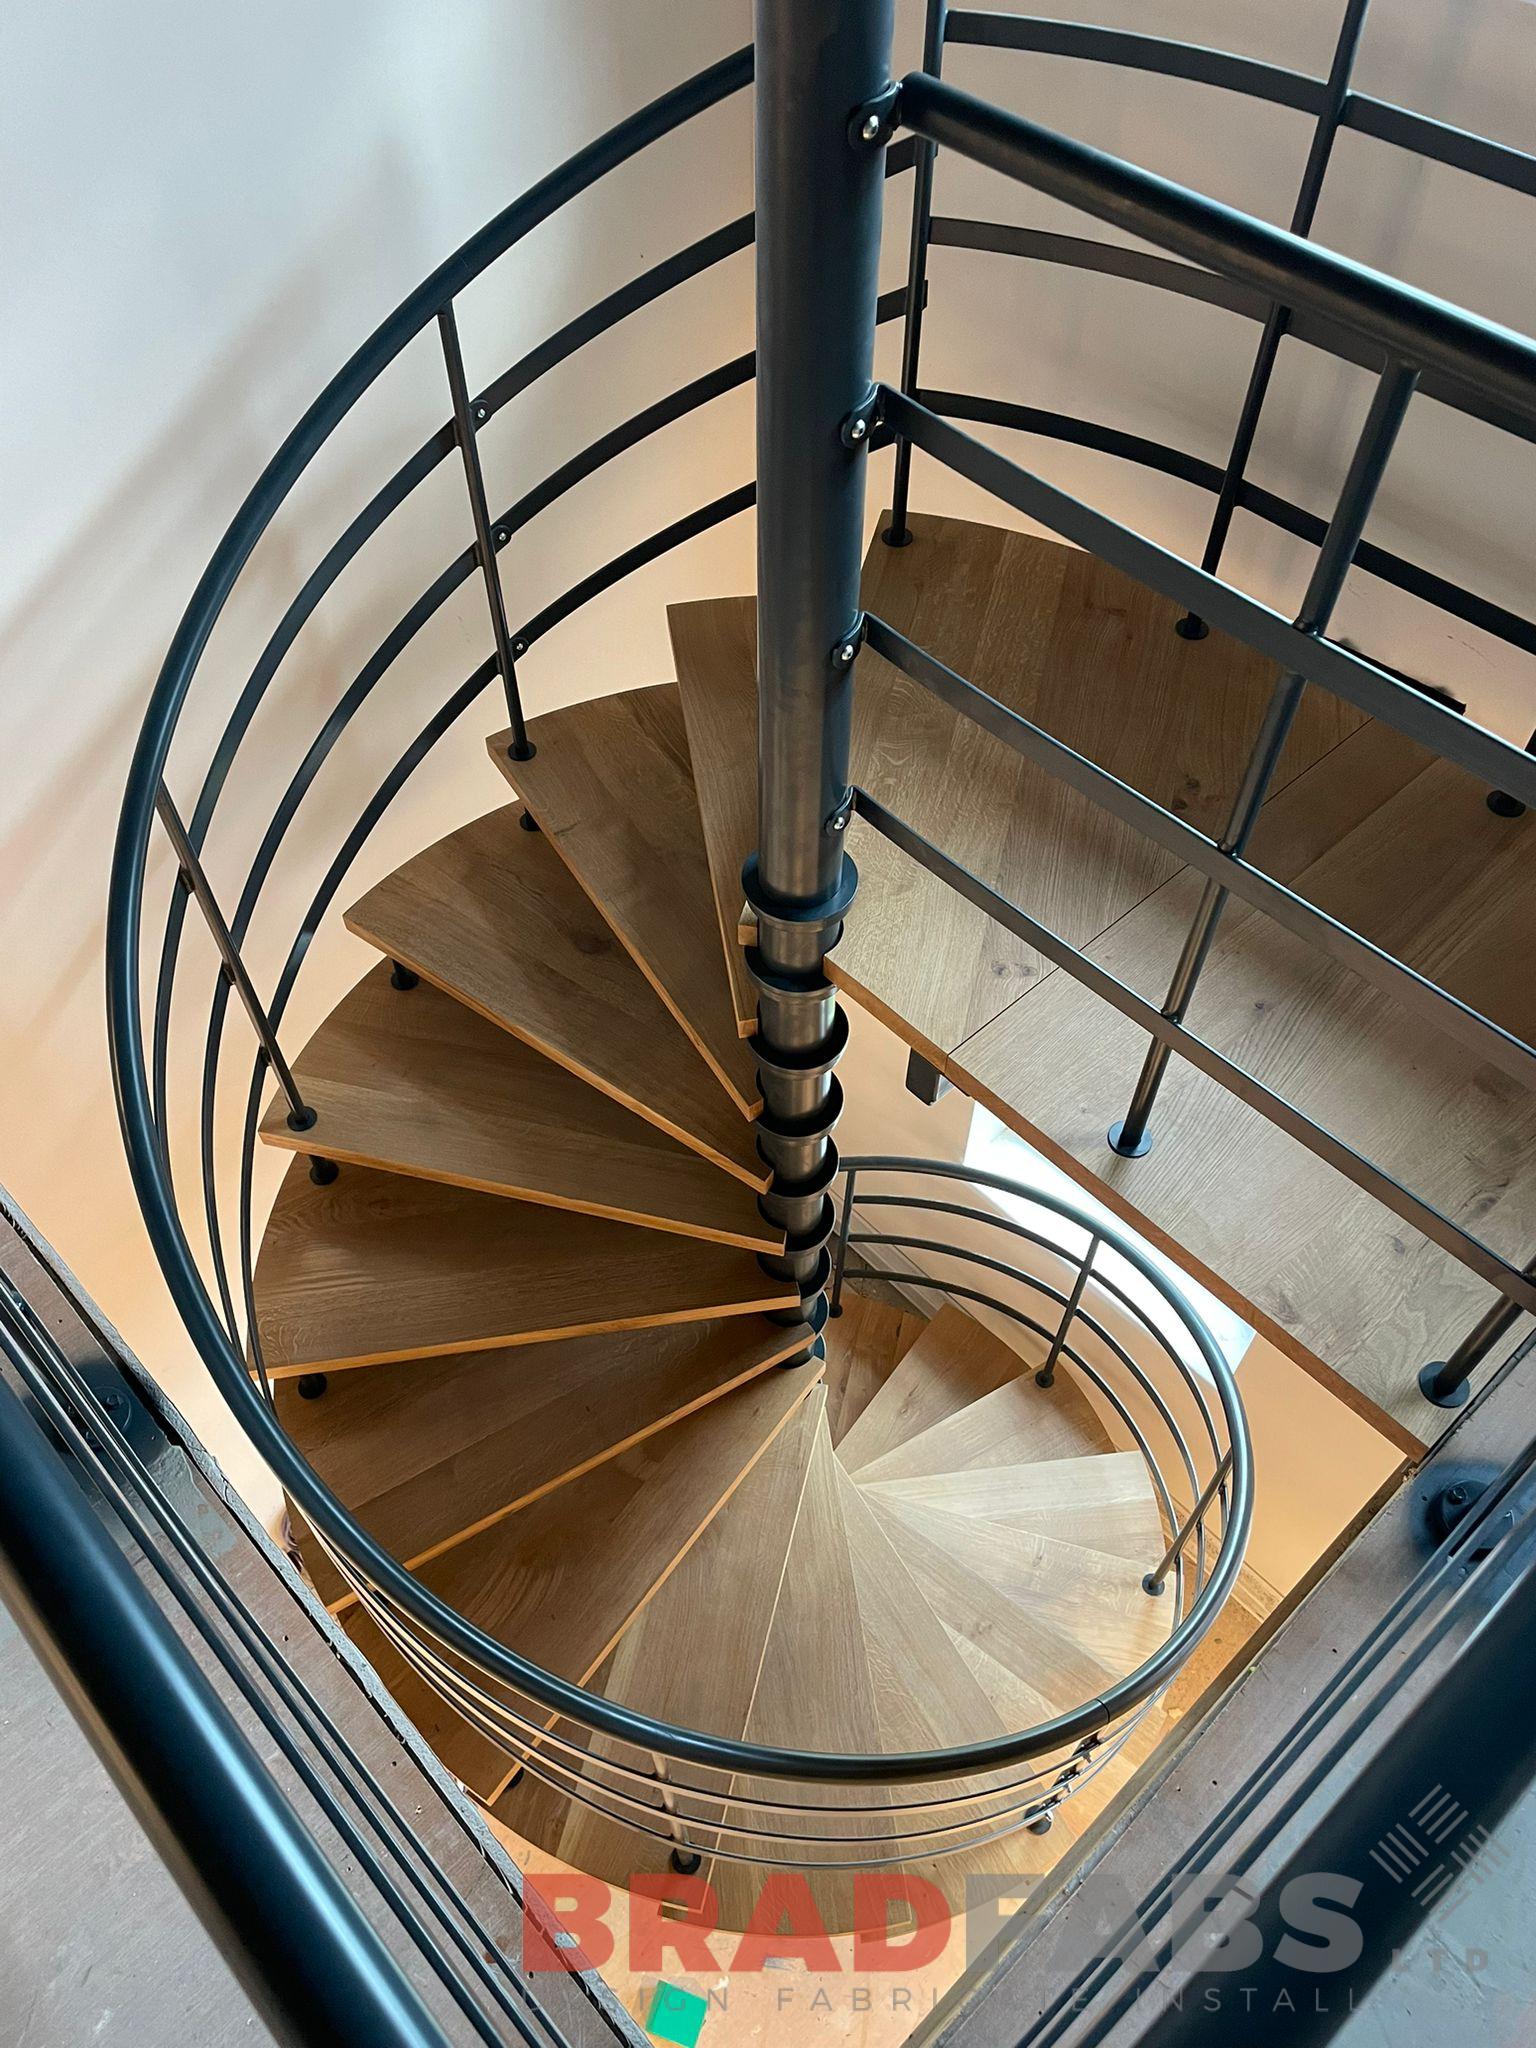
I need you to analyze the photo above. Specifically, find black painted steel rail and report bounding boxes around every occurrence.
[104,0,1536,1866]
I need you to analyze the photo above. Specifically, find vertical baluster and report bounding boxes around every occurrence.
[438,303,533,761]
[1109,358,1419,1157]
[1037,1229,1099,1389]
[1178,0,1373,637]
[884,0,949,548]
[155,787,314,1132]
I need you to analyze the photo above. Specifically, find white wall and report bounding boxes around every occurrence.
[4,0,1531,1526]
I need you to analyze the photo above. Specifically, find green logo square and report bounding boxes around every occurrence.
[644,1979,708,2047]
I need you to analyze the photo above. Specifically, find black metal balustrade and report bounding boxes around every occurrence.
[100,0,1536,1872]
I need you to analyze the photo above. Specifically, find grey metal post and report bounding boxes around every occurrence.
[747,0,895,1343]
[1109,358,1419,1158]
[1420,1260,1536,1408]
[885,0,949,548]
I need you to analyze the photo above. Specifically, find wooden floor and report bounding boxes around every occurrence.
[674,512,1536,1448]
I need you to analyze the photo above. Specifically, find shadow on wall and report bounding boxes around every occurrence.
[0,0,753,1525]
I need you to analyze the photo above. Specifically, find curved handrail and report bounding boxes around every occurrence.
[130,13,1536,1822]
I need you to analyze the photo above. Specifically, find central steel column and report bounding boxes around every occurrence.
[747,0,895,1345]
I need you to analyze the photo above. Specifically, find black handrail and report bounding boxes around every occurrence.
[105,0,1536,1849]
[897,70,1536,427]
[0,1372,451,2048]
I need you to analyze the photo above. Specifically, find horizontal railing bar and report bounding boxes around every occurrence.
[863,614,1536,1089]
[917,385,1536,659]
[478,135,916,424]
[897,71,1536,429]
[941,16,1536,204]
[512,485,755,651]
[850,789,1536,1320]
[1343,93,1536,200]
[493,284,908,545]
[928,218,1536,446]
[882,388,1536,812]
[942,14,1325,115]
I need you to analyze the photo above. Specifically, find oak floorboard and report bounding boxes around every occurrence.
[254,1161,797,1375]
[260,961,778,1250]
[954,747,1536,1445]
[345,803,764,1186]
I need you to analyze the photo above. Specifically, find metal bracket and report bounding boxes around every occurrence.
[832,615,866,670]
[849,83,901,149]
[824,787,856,837]
[840,385,884,448]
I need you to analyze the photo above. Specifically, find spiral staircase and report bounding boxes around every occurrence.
[104,0,1536,1974]
[236,510,1241,1931]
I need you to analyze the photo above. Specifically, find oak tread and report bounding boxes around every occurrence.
[260,962,779,1250]
[254,1161,797,1374]
[276,1315,813,1605]
[490,683,760,1109]
[345,804,765,1186]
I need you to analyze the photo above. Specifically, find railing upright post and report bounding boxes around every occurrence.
[1420,1261,1536,1408]
[885,0,949,548]
[438,303,533,761]
[748,0,895,1348]
[1178,0,1373,636]
[155,787,316,1134]
[1109,358,1418,1159]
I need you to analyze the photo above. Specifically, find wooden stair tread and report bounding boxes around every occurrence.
[836,1458,1016,1779]
[869,1493,1172,1679]
[954,740,1536,1446]
[853,1356,1109,1489]
[345,804,764,1186]
[838,1303,1037,1475]
[260,962,778,1251]
[510,1391,824,1878]
[823,1289,927,1448]
[865,1451,1164,1564]
[668,513,1361,1064]
[711,1416,907,1935]
[865,1493,1129,1713]
[413,1365,818,1702]
[254,1161,797,1375]
[670,595,759,1035]
[277,1315,812,1607]
[490,684,760,1111]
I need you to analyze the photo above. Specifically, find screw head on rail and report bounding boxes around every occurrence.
[860,111,882,141]
[474,404,488,422]
[494,528,509,547]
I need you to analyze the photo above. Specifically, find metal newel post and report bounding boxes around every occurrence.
[885,0,949,548]
[747,0,895,1348]
[1420,1260,1536,1408]
[1108,358,1419,1160]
